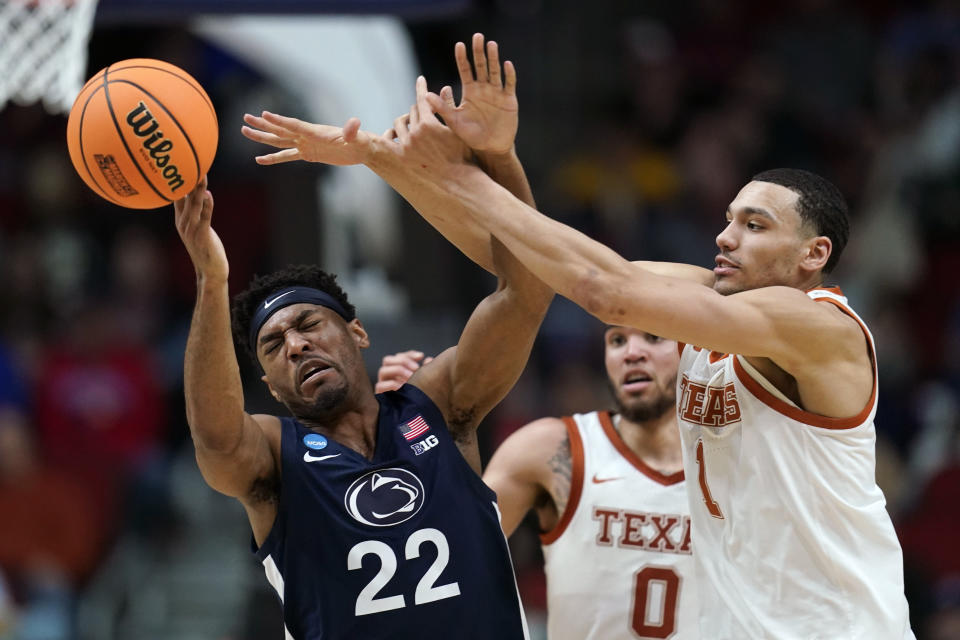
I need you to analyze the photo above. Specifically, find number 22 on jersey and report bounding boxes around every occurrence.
[348,527,461,616]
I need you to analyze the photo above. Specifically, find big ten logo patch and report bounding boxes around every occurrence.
[410,434,440,456]
[679,375,742,427]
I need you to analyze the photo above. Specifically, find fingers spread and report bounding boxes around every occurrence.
[199,190,214,223]
[260,110,309,134]
[409,102,419,128]
[415,76,437,124]
[487,41,501,87]
[471,32,488,82]
[243,113,292,138]
[454,41,474,85]
[504,60,517,95]
[255,148,303,165]
[424,92,449,118]
[343,117,362,142]
[440,85,456,109]
[240,126,294,149]
[394,112,410,143]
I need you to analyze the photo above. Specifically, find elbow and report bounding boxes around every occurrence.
[571,270,631,324]
[499,274,554,317]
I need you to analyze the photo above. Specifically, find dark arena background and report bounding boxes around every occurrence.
[0,0,958,638]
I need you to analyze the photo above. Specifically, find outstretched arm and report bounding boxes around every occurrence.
[405,234,553,473]
[175,178,278,541]
[243,96,863,379]
[244,33,533,275]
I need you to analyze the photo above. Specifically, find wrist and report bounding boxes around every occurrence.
[475,146,518,167]
[196,270,229,290]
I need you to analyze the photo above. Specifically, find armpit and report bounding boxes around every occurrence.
[248,473,280,506]
[446,404,479,437]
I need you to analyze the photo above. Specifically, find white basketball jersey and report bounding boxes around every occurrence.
[676,288,913,639]
[541,410,699,639]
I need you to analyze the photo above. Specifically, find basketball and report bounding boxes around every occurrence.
[66,58,218,210]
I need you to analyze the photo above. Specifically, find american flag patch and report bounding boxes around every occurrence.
[399,415,430,441]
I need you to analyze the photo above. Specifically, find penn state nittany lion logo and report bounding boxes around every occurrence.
[344,468,425,527]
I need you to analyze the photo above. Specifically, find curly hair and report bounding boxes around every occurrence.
[752,168,850,274]
[231,264,356,367]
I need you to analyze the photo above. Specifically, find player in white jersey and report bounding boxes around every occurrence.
[241,31,914,639]
[377,327,698,640]
[676,285,908,637]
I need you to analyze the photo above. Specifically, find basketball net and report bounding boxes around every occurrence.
[0,0,99,115]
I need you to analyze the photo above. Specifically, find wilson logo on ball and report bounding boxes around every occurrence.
[126,102,185,192]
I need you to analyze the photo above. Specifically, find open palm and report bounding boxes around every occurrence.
[437,34,519,155]
[241,113,371,166]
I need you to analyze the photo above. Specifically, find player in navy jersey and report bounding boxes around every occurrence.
[172,38,551,639]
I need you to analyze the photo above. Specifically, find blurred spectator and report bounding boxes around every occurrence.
[32,299,167,536]
[0,571,15,638]
[927,575,960,640]
[899,465,960,585]
[0,345,26,411]
[0,404,103,640]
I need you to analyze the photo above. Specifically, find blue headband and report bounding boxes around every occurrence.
[249,286,354,352]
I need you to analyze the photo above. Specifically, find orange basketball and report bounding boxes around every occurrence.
[66,58,218,210]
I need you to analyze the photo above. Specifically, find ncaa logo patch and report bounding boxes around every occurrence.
[344,468,425,527]
[303,433,328,450]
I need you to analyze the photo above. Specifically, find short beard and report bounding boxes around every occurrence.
[607,378,676,424]
[712,277,743,296]
[291,380,349,423]
[312,383,349,414]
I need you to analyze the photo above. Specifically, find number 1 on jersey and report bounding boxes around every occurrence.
[695,438,724,519]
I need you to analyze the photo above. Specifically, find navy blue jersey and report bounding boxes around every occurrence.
[254,384,529,640]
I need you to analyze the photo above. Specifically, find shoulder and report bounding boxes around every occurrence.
[733,286,854,324]
[501,416,570,452]
[731,287,864,355]
[248,413,284,466]
[250,412,284,437]
[486,416,573,482]
[378,383,445,420]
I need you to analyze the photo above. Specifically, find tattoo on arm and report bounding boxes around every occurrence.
[544,433,572,516]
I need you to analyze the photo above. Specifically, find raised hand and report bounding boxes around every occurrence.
[375,350,434,393]
[382,75,474,173]
[241,113,372,166]
[425,33,518,155]
[174,175,228,281]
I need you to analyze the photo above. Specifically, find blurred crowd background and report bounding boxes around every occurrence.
[1,0,959,638]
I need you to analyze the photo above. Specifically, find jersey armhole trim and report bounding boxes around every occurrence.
[732,298,877,430]
[540,416,585,545]
[253,418,291,561]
